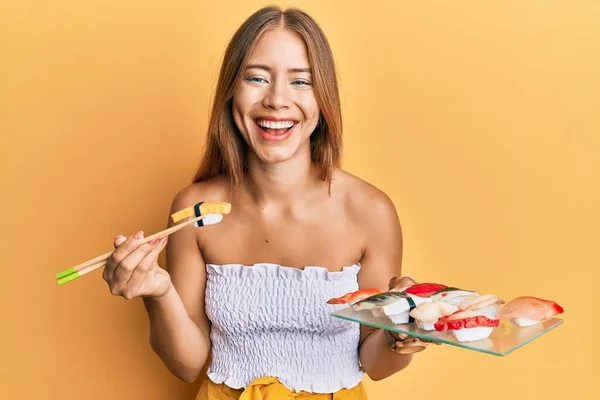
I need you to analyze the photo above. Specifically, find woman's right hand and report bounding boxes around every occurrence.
[103,231,172,300]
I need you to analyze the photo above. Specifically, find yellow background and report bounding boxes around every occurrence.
[1,0,598,399]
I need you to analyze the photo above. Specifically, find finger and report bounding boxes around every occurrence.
[390,331,408,341]
[114,235,127,248]
[110,234,160,286]
[122,237,168,299]
[104,231,145,281]
[394,342,427,355]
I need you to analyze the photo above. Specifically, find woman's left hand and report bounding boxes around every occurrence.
[388,331,441,355]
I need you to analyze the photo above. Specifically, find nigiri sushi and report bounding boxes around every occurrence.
[497,296,564,326]
[409,301,459,331]
[351,292,409,316]
[381,294,432,324]
[434,309,500,342]
[430,287,479,307]
[327,288,383,305]
[458,294,505,318]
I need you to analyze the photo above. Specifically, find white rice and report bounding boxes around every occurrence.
[388,313,410,324]
[416,320,436,331]
[512,318,540,327]
[452,327,493,342]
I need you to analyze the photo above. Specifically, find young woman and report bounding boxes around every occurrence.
[103,6,434,399]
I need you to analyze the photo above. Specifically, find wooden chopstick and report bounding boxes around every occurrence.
[56,214,207,285]
[57,260,105,285]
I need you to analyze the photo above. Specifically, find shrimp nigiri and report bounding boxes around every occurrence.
[327,288,384,305]
[497,296,564,326]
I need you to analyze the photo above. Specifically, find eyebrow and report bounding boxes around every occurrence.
[245,64,312,74]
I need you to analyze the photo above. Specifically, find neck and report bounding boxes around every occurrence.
[243,145,322,207]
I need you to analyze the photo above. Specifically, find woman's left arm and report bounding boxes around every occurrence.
[356,191,414,381]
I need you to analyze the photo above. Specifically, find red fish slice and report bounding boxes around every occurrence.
[404,283,447,297]
[327,288,384,305]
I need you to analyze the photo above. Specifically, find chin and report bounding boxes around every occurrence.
[249,134,309,165]
[255,148,297,164]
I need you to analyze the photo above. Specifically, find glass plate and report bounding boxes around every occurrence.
[331,307,563,356]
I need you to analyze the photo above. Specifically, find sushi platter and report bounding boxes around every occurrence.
[328,277,564,356]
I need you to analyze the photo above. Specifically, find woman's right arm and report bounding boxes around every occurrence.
[143,188,212,382]
[103,186,211,382]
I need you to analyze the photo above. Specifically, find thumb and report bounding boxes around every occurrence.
[114,235,127,248]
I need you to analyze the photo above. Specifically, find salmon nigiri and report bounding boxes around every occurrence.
[327,288,384,305]
[497,296,564,326]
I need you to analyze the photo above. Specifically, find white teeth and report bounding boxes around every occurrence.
[256,120,294,129]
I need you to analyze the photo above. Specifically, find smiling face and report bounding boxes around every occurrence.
[232,28,320,164]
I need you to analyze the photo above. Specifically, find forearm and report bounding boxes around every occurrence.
[359,329,413,381]
[143,285,210,382]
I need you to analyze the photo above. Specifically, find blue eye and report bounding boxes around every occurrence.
[245,76,268,83]
[292,80,311,86]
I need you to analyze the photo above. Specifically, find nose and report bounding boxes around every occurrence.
[262,80,291,110]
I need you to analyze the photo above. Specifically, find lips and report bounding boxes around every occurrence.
[254,116,297,141]
[253,118,296,141]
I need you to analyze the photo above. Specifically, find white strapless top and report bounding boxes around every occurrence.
[204,262,365,393]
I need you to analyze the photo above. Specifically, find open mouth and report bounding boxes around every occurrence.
[254,119,296,137]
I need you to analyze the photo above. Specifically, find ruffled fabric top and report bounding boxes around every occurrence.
[204,262,365,394]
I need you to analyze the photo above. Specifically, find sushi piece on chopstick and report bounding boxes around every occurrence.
[497,296,564,326]
[327,288,384,305]
[409,301,459,331]
[434,309,500,342]
[170,201,232,226]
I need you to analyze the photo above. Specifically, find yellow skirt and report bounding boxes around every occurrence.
[195,376,368,400]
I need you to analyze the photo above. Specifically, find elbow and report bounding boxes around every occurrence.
[366,373,384,382]
[149,337,205,383]
[168,361,205,384]
[362,356,414,382]
[178,370,201,383]
[365,369,391,382]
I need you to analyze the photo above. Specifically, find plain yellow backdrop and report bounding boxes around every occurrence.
[1,0,598,399]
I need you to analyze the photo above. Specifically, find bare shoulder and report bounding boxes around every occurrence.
[334,171,403,289]
[333,169,400,223]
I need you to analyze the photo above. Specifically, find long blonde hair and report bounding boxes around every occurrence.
[193,6,343,189]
